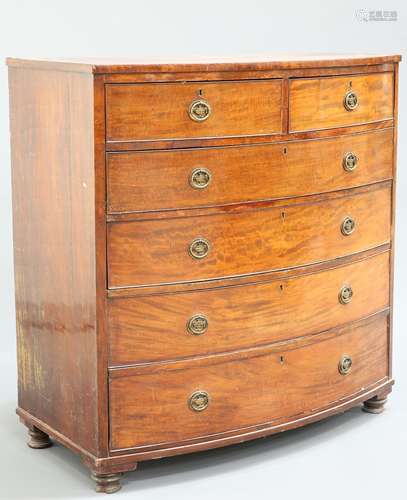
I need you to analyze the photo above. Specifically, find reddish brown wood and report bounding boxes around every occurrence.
[107,183,391,288]
[102,63,396,83]
[16,376,393,463]
[107,129,393,214]
[106,80,283,143]
[109,314,389,450]
[8,67,99,455]
[6,54,401,74]
[289,73,394,132]
[107,245,390,298]
[108,251,389,365]
[388,63,399,378]
[27,426,52,449]
[93,75,110,456]
[7,56,400,491]
[107,179,393,224]
[105,121,394,153]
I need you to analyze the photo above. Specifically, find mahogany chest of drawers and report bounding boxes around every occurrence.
[7,54,400,493]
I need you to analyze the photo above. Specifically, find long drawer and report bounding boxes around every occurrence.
[289,72,394,132]
[109,313,389,450]
[106,80,283,142]
[107,129,393,214]
[107,184,391,288]
[108,252,389,365]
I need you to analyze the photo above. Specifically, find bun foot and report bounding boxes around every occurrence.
[362,395,388,414]
[91,472,122,494]
[27,427,52,449]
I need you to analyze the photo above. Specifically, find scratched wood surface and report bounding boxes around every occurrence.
[9,67,99,454]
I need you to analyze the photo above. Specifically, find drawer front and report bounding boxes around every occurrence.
[107,129,393,214]
[109,314,388,450]
[107,185,391,288]
[108,252,390,365]
[289,73,394,132]
[106,80,283,142]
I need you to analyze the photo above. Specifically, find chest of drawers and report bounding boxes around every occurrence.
[7,53,400,493]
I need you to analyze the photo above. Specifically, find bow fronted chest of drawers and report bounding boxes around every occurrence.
[7,54,400,493]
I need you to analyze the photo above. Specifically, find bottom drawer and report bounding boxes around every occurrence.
[109,314,388,451]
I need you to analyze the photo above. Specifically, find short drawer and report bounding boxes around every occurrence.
[107,184,391,288]
[289,72,394,132]
[109,314,388,450]
[108,252,389,365]
[105,80,283,142]
[107,129,393,214]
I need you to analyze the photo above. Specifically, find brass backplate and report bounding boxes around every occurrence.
[187,314,209,335]
[343,91,359,111]
[190,167,212,189]
[338,355,353,375]
[189,237,211,259]
[189,391,209,411]
[341,216,356,236]
[339,285,354,305]
[343,152,358,172]
[188,99,211,122]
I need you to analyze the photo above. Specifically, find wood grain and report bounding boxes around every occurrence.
[289,72,394,132]
[9,68,99,454]
[107,246,390,298]
[107,129,393,213]
[105,121,394,153]
[108,251,389,365]
[107,184,391,288]
[7,56,400,483]
[106,80,283,142]
[6,54,401,74]
[109,314,389,450]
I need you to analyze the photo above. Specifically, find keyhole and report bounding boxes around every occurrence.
[198,88,204,97]
[349,81,352,89]
[281,211,286,220]
[280,355,285,364]
[283,147,288,155]
[279,284,284,291]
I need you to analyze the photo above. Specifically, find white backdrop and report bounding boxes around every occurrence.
[0,1,406,499]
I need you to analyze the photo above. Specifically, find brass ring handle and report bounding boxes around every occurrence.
[338,355,353,375]
[189,391,209,412]
[190,168,212,189]
[341,216,356,236]
[343,152,358,172]
[189,237,211,259]
[187,314,209,335]
[344,91,359,111]
[188,99,211,122]
[339,285,353,305]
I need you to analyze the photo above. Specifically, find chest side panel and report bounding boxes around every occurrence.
[9,67,99,455]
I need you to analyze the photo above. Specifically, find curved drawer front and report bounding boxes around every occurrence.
[108,252,390,365]
[107,129,393,214]
[106,80,283,143]
[107,184,391,288]
[109,314,388,450]
[289,72,394,132]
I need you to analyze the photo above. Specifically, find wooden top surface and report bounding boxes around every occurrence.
[6,53,401,74]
